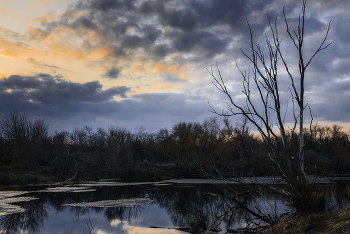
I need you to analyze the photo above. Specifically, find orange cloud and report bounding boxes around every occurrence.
[60,8,81,19]
[28,14,107,60]
[127,60,189,80]
[0,8,8,14]
[30,12,58,24]
[45,37,109,61]
[0,8,16,18]
[153,61,189,80]
[0,37,35,59]
[128,60,147,74]
[38,0,53,5]
[27,26,50,40]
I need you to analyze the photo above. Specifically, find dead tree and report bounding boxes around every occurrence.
[208,0,331,214]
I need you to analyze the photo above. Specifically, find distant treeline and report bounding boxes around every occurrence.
[0,111,349,182]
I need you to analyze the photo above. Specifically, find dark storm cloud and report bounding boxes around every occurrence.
[163,74,187,84]
[138,0,251,32]
[42,0,278,62]
[102,67,120,79]
[120,25,161,49]
[149,44,172,60]
[69,16,99,31]
[169,30,229,57]
[76,0,136,12]
[0,74,131,106]
[36,0,347,70]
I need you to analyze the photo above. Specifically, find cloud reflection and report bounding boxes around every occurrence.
[109,219,182,234]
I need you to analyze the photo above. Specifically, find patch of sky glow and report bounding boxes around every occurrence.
[109,220,183,234]
[110,219,122,227]
[126,226,183,234]
[114,96,123,101]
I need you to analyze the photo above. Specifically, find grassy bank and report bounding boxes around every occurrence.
[265,206,350,234]
[0,165,58,186]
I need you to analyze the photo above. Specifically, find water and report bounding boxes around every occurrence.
[1,179,350,234]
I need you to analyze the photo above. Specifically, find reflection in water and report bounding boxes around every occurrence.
[0,180,349,233]
[328,181,350,211]
[0,199,47,234]
[105,206,143,223]
[110,220,182,234]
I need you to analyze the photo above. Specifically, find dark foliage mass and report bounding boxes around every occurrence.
[0,111,349,184]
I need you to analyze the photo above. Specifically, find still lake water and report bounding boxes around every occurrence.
[1,178,350,234]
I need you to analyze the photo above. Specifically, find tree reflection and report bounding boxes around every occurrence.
[328,181,350,211]
[0,199,47,234]
[152,184,244,230]
[104,206,143,223]
[153,184,294,232]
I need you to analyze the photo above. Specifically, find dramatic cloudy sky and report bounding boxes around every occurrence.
[0,0,349,133]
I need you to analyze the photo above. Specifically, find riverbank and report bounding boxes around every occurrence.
[0,162,203,187]
[265,206,350,234]
[1,162,349,188]
[0,165,57,186]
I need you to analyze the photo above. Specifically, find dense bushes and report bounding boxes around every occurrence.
[0,111,349,182]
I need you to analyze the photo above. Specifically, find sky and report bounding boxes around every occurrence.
[0,0,349,134]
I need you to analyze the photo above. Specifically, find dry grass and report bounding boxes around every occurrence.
[265,206,350,234]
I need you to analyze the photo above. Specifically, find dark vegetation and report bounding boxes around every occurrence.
[0,111,349,186]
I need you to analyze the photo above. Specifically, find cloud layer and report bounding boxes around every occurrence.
[0,74,211,132]
[0,0,350,132]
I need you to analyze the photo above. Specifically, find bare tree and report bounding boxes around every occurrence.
[1,111,50,165]
[208,0,331,214]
